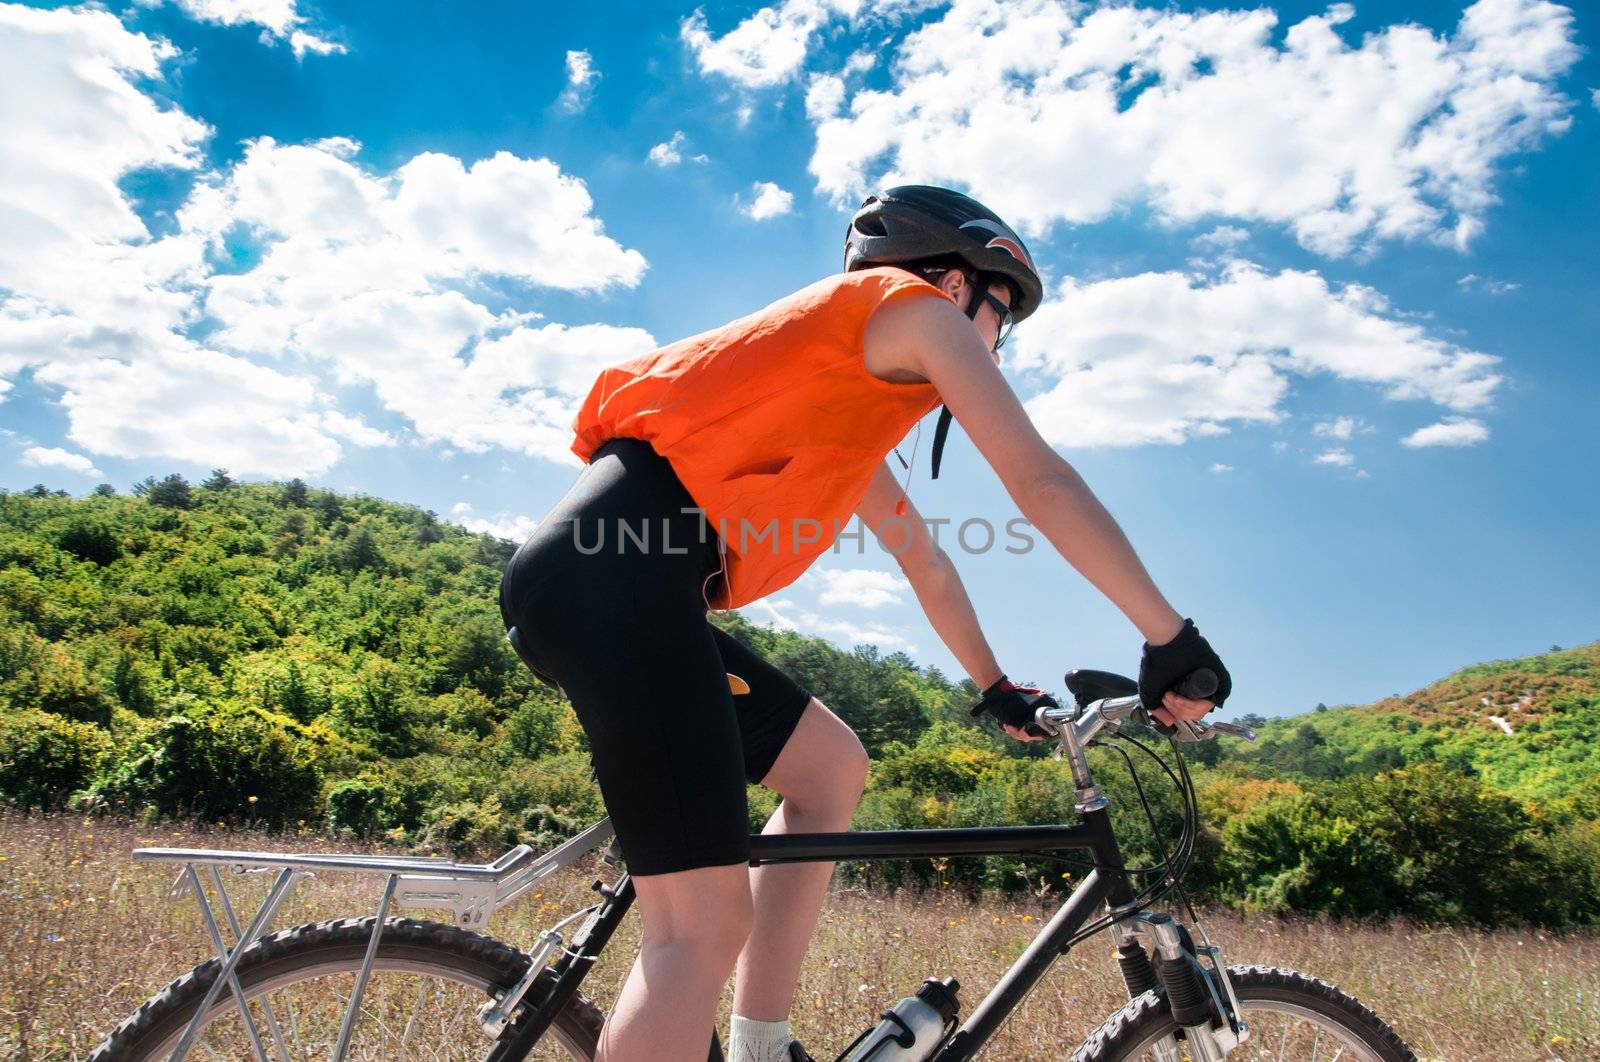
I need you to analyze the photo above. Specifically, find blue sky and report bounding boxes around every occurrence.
[2,0,1596,720]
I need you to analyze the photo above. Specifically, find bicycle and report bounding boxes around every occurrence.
[89,667,1417,1061]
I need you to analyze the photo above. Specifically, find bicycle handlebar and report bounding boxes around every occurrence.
[1033,667,1255,748]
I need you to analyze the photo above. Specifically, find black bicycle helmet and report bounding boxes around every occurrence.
[845,185,1045,480]
[844,184,1043,322]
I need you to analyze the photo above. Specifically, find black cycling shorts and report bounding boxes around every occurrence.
[498,437,815,876]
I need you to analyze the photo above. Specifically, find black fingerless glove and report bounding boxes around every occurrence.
[970,674,1058,731]
[1138,618,1231,714]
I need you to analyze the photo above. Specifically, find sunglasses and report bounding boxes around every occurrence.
[920,267,1018,351]
[978,287,1016,351]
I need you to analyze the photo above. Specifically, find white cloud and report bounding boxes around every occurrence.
[20,445,103,478]
[1011,262,1500,448]
[170,0,344,57]
[1314,448,1355,467]
[752,596,918,653]
[1193,226,1251,251]
[558,49,598,113]
[449,501,539,541]
[1209,463,1234,473]
[0,6,210,328]
[647,130,706,166]
[1401,417,1490,448]
[29,330,344,474]
[1313,416,1357,439]
[739,180,795,220]
[805,567,910,608]
[795,0,1578,257]
[681,0,866,88]
[0,7,653,477]
[184,139,654,465]
[194,139,647,304]
[320,410,396,448]
[287,29,342,57]
[0,7,339,475]
[287,290,655,461]
[649,132,684,166]
[1457,273,1520,295]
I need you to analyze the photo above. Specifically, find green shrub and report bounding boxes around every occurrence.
[84,706,322,826]
[327,777,387,837]
[500,695,578,761]
[0,636,116,726]
[493,752,603,823]
[328,656,426,757]
[0,708,110,808]
[417,795,519,856]
[871,744,1003,795]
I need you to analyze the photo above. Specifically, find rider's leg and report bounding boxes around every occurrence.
[596,860,755,1062]
[732,697,871,1020]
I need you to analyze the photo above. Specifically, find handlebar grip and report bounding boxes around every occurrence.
[1174,668,1218,701]
[1136,669,1219,736]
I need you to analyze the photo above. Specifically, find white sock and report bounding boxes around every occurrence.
[728,1014,792,1062]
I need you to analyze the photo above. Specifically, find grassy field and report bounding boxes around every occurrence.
[2,809,1595,1061]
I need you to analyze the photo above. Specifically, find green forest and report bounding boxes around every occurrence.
[2,477,1596,927]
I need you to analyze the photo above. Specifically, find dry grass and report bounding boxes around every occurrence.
[2,809,1596,1060]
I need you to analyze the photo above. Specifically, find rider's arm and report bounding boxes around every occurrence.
[862,295,1185,648]
[855,461,1004,693]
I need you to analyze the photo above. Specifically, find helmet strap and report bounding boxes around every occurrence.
[929,273,985,480]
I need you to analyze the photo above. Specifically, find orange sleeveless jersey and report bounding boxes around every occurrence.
[570,267,954,610]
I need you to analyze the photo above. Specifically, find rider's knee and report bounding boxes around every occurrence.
[637,868,755,957]
[780,699,869,820]
[812,710,869,816]
[834,728,870,808]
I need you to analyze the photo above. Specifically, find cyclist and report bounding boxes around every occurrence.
[498,185,1231,1062]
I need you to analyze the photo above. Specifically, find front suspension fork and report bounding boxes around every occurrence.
[1108,912,1246,1060]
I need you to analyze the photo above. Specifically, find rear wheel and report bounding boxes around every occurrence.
[1072,965,1416,1061]
[87,916,604,1061]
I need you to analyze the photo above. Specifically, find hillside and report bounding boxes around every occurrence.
[2,477,1597,926]
[1214,642,1600,808]
[0,476,980,835]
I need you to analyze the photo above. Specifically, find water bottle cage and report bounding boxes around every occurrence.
[879,1010,917,1049]
[834,1009,916,1060]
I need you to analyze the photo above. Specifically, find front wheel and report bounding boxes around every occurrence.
[1072,965,1416,1062]
[87,916,604,1061]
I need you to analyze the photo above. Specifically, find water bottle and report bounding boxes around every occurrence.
[840,977,960,1061]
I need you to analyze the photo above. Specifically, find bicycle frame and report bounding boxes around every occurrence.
[131,686,1246,1061]
[492,809,1137,1062]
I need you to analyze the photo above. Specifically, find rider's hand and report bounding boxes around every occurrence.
[1138,617,1231,727]
[970,674,1056,742]
[1000,722,1046,743]
[1155,689,1214,729]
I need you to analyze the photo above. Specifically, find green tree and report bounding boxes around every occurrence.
[202,468,235,491]
[314,490,344,527]
[54,514,121,565]
[330,656,424,757]
[339,526,384,573]
[148,474,193,509]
